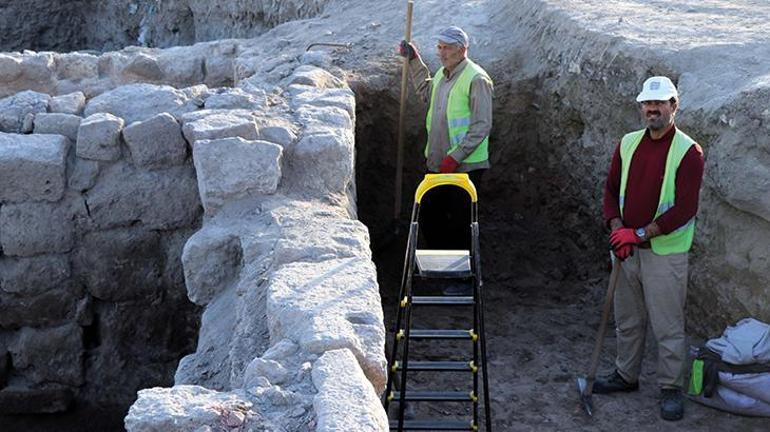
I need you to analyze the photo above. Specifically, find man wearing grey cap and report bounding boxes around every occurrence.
[399,27,493,295]
[595,76,705,421]
[399,26,493,177]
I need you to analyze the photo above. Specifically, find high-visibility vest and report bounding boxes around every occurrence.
[619,127,697,255]
[425,59,491,163]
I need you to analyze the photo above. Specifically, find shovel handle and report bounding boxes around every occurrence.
[394,1,414,220]
[584,257,623,396]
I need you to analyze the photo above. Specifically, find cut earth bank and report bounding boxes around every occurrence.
[0,0,767,431]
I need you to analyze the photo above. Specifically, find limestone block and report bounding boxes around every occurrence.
[0,90,51,133]
[0,255,70,297]
[0,286,81,329]
[267,257,387,393]
[182,227,243,306]
[54,52,99,81]
[84,83,192,124]
[192,137,282,213]
[85,163,201,230]
[0,54,23,83]
[204,88,266,110]
[312,349,388,432]
[205,56,235,87]
[123,113,187,169]
[33,113,82,141]
[125,386,254,432]
[292,87,356,119]
[0,202,74,256]
[67,158,100,191]
[49,91,86,115]
[272,209,372,265]
[0,133,68,202]
[158,52,205,86]
[76,112,124,161]
[243,358,289,387]
[255,117,298,149]
[181,110,259,143]
[8,324,83,386]
[122,53,164,81]
[295,105,353,132]
[291,130,354,195]
[11,54,57,96]
[262,339,299,362]
[287,65,344,89]
[180,84,212,101]
[74,228,164,301]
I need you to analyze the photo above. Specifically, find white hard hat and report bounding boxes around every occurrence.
[636,76,678,102]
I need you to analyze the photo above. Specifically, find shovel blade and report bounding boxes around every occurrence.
[576,376,594,416]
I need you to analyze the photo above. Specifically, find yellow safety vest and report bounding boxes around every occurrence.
[425,59,490,163]
[619,128,697,255]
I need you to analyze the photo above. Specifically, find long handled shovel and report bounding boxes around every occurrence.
[393,1,414,223]
[577,254,622,416]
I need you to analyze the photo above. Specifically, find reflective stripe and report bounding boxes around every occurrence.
[619,196,625,208]
[451,131,467,145]
[449,117,471,128]
[658,201,674,214]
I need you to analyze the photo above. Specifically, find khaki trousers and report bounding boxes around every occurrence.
[614,248,689,389]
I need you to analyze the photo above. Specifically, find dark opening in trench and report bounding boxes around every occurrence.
[352,76,624,429]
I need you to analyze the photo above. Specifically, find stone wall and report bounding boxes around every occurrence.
[126,59,387,431]
[0,89,203,412]
[1,32,388,428]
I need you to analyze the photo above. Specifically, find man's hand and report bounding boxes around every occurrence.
[610,228,642,249]
[439,156,460,173]
[613,243,634,260]
[398,40,419,60]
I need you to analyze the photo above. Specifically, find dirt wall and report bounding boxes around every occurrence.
[0,0,331,52]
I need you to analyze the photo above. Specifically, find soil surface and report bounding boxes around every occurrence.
[373,210,769,431]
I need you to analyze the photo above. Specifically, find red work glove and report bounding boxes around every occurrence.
[613,243,634,260]
[398,40,419,60]
[439,156,460,173]
[610,228,642,249]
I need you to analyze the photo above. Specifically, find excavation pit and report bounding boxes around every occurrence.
[1,1,769,431]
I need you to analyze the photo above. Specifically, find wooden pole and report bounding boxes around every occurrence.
[394,1,414,221]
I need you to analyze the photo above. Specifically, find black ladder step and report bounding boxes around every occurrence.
[395,361,476,372]
[412,296,474,306]
[390,419,476,430]
[409,329,477,340]
[397,391,476,402]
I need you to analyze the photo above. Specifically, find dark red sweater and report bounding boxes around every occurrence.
[603,126,705,234]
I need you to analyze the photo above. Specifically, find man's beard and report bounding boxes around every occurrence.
[645,112,673,130]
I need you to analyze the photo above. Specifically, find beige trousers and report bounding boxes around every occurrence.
[614,248,689,389]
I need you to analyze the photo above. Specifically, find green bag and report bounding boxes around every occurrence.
[688,359,704,396]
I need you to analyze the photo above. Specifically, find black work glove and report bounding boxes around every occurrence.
[398,40,418,60]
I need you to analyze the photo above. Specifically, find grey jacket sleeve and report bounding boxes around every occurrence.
[449,74,494,162]
[407,57,433,102]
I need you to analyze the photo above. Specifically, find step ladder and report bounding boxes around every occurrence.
[383,174,492,431]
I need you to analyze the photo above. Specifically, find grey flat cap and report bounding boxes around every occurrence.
[437,26,469,47]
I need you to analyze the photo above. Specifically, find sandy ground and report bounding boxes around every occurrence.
[375,214,769,431]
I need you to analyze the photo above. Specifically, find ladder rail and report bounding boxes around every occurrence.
[396,219,420,431]
[471,204,480,429]
[472,221,493,432]
[384,211,419,411]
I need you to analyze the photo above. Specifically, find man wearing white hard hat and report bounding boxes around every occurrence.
[594,76,705,421]
[398,26,493,295]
